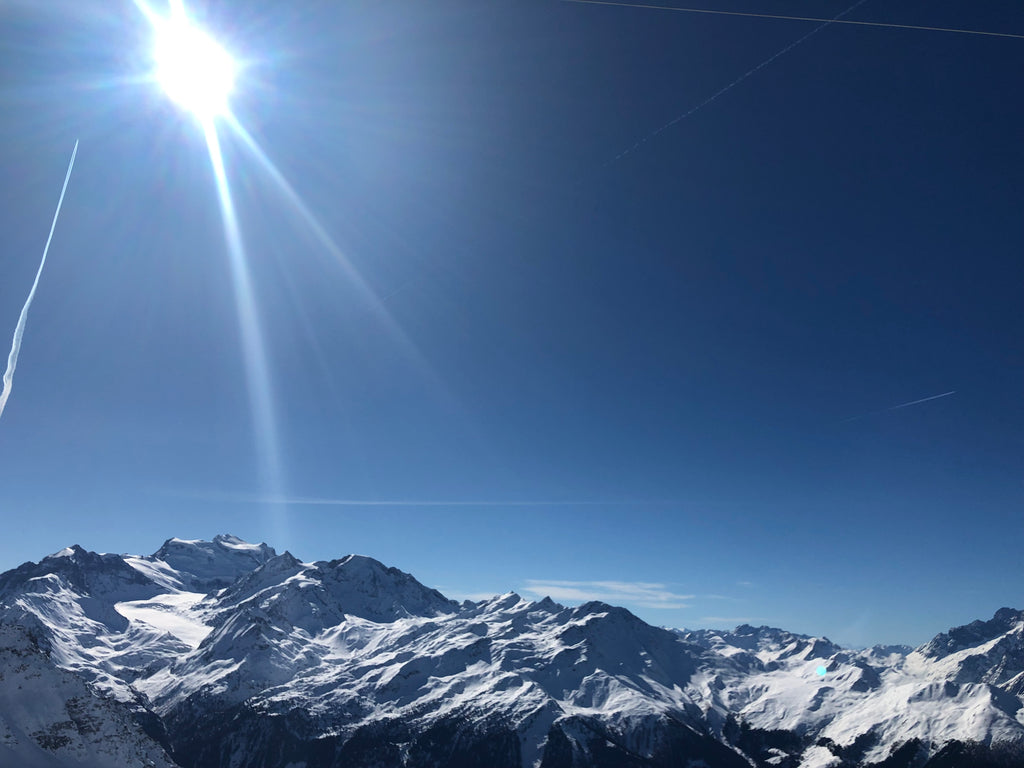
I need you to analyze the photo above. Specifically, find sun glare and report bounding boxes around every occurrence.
[154,13,235,120]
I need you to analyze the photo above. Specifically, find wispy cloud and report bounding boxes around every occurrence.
[170,490,665,508]
[522,580,693,610]
[249,497,614,507]
[441,590,501,603]
[698,616,762,626]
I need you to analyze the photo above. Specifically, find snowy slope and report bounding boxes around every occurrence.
[1,536,1023,768]
[0,623,176,768]
[674,622,1024,766]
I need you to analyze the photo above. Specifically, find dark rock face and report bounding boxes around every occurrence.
[533,715,752,768]
[165,706,524,768]
[722,717,807,768]
[865,738,927,768]
[157,696,776,768]
[921,740,1024,768]
[922,609,1024,660]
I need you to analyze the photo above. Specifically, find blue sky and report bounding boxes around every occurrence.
[0,0,1021,649]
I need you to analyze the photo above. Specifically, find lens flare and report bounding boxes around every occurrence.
[153,9,235,119]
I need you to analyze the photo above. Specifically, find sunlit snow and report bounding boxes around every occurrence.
[115,591,210,648]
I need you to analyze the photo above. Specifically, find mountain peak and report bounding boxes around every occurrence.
[43,544,87,560]
[994,607,1024,624]
[921,607,1024,659]
[151,535,278,592]
[211,533,269,550]
[317,553,461,621]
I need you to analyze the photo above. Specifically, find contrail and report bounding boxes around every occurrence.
[561,0,1024,42]
[605,0,869,163]
[839,390,956,423]
[0,140,79,422]
[886,390,956,412]
[212,493,650,507]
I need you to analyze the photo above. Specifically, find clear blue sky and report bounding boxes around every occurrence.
[0,0,1021,649]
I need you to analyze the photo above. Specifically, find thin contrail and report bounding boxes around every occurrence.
[840,390,956,423]
[886,390,956,412]
[217,494,646,507]
[561,0,1024,42]
[0,140,79,422]
[606,0,869,163]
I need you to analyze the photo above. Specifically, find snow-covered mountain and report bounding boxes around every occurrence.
[1,536,1022,768]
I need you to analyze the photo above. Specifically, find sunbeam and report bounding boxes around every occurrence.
[223,115,455,406]
[130,0,288,545]
[201,120,288,546]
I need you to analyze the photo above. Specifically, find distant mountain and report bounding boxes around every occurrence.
[146,534,277,591]
[1,536,1022,767]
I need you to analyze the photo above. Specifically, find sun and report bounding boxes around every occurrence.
[153,11,235,120]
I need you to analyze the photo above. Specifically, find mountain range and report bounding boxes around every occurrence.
[0,534,1022,767]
